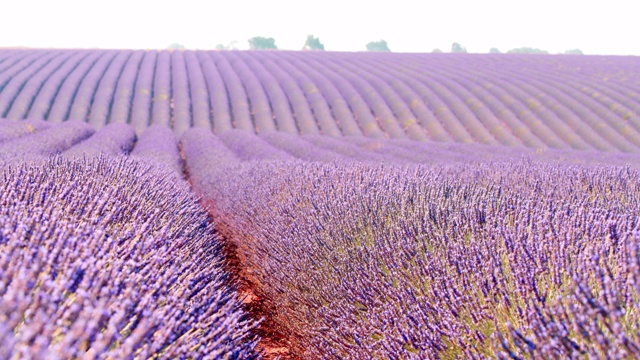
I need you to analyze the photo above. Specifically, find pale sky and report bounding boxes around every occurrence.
[1,0,638,55]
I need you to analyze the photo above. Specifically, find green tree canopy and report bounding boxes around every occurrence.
[489,47,501,54]
[564,49,584,55]
[303,35,325,50]
[451,42,467,53]
[366,40,390,52]
[215,41,239,50]
[167,43,185,50]
[507,47,548,54]
[432,48,443,53]
[248,36,277,50]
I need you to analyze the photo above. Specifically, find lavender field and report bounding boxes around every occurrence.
[1,49,640,359]
[1,49,640,151]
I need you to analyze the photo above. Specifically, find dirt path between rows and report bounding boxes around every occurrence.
[201,201,298,359]
[181,145,298,359]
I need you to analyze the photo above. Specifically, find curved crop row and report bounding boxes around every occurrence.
[0,50,639,152]
[129,50,157,133]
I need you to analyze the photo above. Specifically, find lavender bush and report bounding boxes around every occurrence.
[301,134,395,163]
[183,150,640,359]
[0,155,259,358]
[0,121,94,164]
[219,129,293,161]
[260,131,347,162]
[130,124,184,176]
[180,128,240,192]
[0,119,50,144]
[63,123,136,158]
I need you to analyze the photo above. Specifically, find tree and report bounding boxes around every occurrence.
[432,48,443,53]
[564,49,584,55]
[248,36,277,50]
[366,40,390,52]
[215,41,239,50]
[507,47,548,54]
[489,47,501,54]
[167,43,185,50]
[303,35,325,50]
[451,42,467,53]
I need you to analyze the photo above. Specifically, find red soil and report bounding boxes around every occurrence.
[180,144,298,358]
[201,199,300,359]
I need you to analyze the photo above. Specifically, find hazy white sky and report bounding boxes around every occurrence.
[1,0,638,55]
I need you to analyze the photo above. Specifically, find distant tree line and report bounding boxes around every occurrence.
[167,39,583,55]
[366,40,391,52]
[438,43,584,55]
[304,35,325,50]
[248,36,278,50]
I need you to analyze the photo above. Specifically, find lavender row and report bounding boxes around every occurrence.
[196,51,233,133]
[87,51,132,128]
[0,119,50,144]
[171,51,192,136]
[0,121,94,164]
[129,50,157,133]
[214,129,640,167]
[0,156,259,358]
[184,51,212,130]
[180,127,241,191]
[467,62,636,151]
[251,53,319,135]
[278,52,386,138]
[109,50,144,126]
[412,54,640,150]
[260,131,347,162]
[62,123,136,158]
[151,51,171,127]
[305,53,416,139]
[400,54,587,148]
[219,129,293,161]
[506,66,640,149]
[130,124,184,176]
